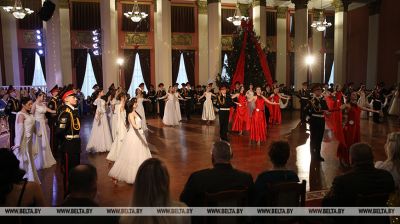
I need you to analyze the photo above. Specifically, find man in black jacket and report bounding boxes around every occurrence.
[216,85,233,142]
[180,141,253,207]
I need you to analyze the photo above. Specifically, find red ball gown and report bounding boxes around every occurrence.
[250,96,267,142]
[232,94,250,131]
[268,94,281,124]
[325,92,346,149]
[337,103,361,164]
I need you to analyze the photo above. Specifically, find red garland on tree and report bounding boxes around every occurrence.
[228,19,273,89]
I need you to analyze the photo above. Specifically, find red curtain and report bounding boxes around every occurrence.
[171,6,195,33]
[138,50,151,89]
[172,50,181,85]
[230,31,248,90]
[18,0,42,30]
[253,37,273,86]
[71,2,101,30]
[122,4,150,32]
[124,49,136,90]
[183,51,195,85]
[73,49,87,89]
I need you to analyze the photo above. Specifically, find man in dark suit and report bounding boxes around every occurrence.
[156,83,166,118]
[180,141,254,207]
[216,85,233,141]
[4,86,20,147]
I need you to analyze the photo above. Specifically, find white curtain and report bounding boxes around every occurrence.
[32,52,46,90]
[128,53,148,97]
[221,53,228,81]
[81,53,98,97]
[175,53,189,89]
[328,62,334,84]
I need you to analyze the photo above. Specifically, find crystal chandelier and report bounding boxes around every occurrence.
[311,0,332,32]
[3,0,34,19]
[227,3,248,26]
[123,0,148,23]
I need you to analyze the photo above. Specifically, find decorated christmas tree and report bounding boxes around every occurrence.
[216,19,273,89]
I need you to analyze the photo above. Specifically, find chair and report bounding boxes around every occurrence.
[266,180,307,224]
[203,188,249,224]
[353,192,390,224]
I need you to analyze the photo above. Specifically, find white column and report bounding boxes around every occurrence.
[208,0,221,84]
[43,0,72,87]
[198,0,209,85]
[154,0,172,85]
[100,0,118,89]
[293,0,309,109]
[333,0,349,85]
[311,9,323,83]
[276,7,287,85]
[0,11,20,85]
[252,0,266,47]
[366,1,380,89]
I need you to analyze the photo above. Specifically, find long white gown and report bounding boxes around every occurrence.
[34,104,56,170]
[358,91,368,119]
[389,90,399,116]
[110,98,118,140]
[136,98,148,131]
[108,116,152,184]
[106,104,127,162]
[86,98,113,153]
[162,93,180,126]
[201,92,215,121]
[14,112,40,183]
[246,90,255,116]
[174,92,182,121]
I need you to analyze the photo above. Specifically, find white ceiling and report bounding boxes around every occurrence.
[219,0,367,11]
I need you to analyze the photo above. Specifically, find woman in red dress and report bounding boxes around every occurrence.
[268,88,291,125]
[231,86,249,135]
[337,91,380,167]
[249,87,279,145]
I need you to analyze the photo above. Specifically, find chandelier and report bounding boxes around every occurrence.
[123,0,148,23]
[227,3,248,26]
[2,0,34,19]
[310,0,332,32]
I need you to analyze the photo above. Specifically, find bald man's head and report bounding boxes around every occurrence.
[350,143,374,166]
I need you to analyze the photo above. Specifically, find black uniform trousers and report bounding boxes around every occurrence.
[60,138,81,197]
[48,118,57,157]
[309,116,325,157]
[300,99,308,122]
[8,114,16,146]
[219,110,230,141]
[158,100,165,119]
[185,100,193,120]
[372,100,381,123]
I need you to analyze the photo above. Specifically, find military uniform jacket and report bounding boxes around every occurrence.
[156,89,167,100]
[5,97,20,117]
[298,89,310,101]
[305,96,329,118]
[47,96,60,120]
[56,104,81,153]
[216,94,233,110]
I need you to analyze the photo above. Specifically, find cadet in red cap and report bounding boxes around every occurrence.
[216,84,233,141]
[47,85,60,152]
[5,85,20,146]
[56,87,81,197]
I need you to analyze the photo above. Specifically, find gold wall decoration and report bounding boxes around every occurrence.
[198,0,207,14]
[125,33,148,46]
[277,7,288,19]
[171,33,192,46]
[23,31,37,45]
[221,35,233,50]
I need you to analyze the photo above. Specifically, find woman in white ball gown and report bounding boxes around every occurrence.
[135,90,151,132]
[173,86,184,122]
[160,86,182,126]
[198,86,216,125]
[31,91,56,170]
[109,98,152,184]
[12,97,40,183]
[86,89,113,153]
[107,92,127,162]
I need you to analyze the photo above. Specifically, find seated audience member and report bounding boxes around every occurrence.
[0,148,46,224]
[180,141,254,207]
[323,143,395,207]
[376,132,400,188]
[59,164,117,224]
[120,158,189,224]
[253,141,299,207]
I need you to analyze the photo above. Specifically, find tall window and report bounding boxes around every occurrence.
[128,53,147,97]
[81,53,97,97]
[329,62,335,84]
[32,52,46,89]
[175,53,189,88]
[221,54,229,81]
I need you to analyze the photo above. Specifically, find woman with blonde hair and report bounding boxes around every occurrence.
[376,132,400,188]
